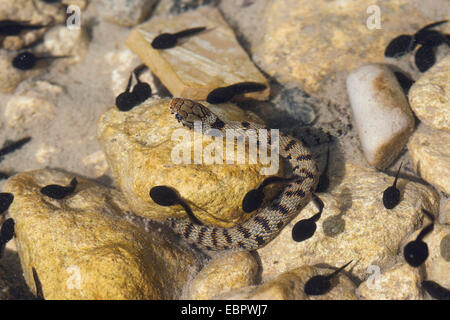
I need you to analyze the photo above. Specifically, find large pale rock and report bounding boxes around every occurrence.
[408,125,450,194]
[346,64,414,170]
[253,0,448,95]
[97,98,284,227]
[186,251,259,299]
[403,224,450,289]
[126,7,269,101]
[95,0,157,27]
[358,263,423,300]
[257,163,439,280]
[218,265,357,300]
[409,55,450,132]
[3,169,200,300]
[0,0,66,50]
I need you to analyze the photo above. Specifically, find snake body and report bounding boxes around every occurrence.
[168,98,319,251]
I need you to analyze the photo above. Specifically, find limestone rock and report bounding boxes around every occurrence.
[3,169,200,299]
[4,93,55,128]
[0,52,40,93]
[0,0,66,51]
[253,0,447,95]
[347,64,415,170]
[95,0,157,27]
[126,7,269,101]
[408,125,450,194]
[218,265,357,300]
[257,162,439,280]
[82,151,109,178]
[358,263,423,300]
[403,224,450,289]
[186,251,259,299]
[97,98,284,227]
[409,55,450,132]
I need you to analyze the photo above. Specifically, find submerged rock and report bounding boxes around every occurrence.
[97,98,284,227]
[408,125,450,194]
[217,265,357,300]
[126,7,269,101]
[96,0,158,27]
[358,263,423,300]
[3,169,200,299]
[186,251,259,299]
[346,64,414,170]
[409,55,450,132]
[257,163,439,281]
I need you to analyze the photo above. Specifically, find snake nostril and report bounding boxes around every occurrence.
[175,114,183,122]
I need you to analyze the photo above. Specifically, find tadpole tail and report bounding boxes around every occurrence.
[228,82,267,95]
[180,201,203,225]
[416,223,434,242]
[0,136,31,157]
[421,208,435,222]
[326,260,353,279]
[133,64,148,81]
[417,20,448,33]
[69,177,78,191]
[174,27,207,39]
[393,161,403,187]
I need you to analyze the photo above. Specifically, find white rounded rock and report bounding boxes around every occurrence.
[346,64,415,170]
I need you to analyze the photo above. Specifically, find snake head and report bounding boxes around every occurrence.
[169,98,212,129]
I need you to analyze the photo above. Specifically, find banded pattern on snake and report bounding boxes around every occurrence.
[167,98,319,251]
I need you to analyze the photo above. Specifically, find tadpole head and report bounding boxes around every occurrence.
[382,186,400,209]
[304,275,331,296]
[292,219,317,242]
[206,87,234,104]
[242,189,264,213]
[404,240,429,267]
[132,82,152,103]
[12,52,37,70]
[151,33,177,49]
[0,218,15,243]
[115,92,139,112]
[150,186,180,206]
[384,35,415,58]
[0,193,14,214]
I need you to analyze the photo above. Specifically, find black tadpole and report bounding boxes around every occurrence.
[115,74,139,111]
[0,193,14,215]
[151,27,207,49]
[132,66,152,103]
[12,52,69,70]
[0,218,15,243]
[206,82,267,104]
[415,45,436,72]
[40,177,78,200]
[0,136,31,158]
[242,176,293,213]
[421,280,450,300]
[403,218,434,267]
[149,186,203,225]
[292,194,324,242]
[384,35,415,58]
[304,260,353,296]
[382,162,402,209]
[0,20,47,36]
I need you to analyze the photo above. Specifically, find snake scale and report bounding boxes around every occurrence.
[167,98,319,251]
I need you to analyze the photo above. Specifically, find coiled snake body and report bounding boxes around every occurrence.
[168,98,319,251]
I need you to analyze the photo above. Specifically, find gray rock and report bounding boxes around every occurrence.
[96,0,157,27]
